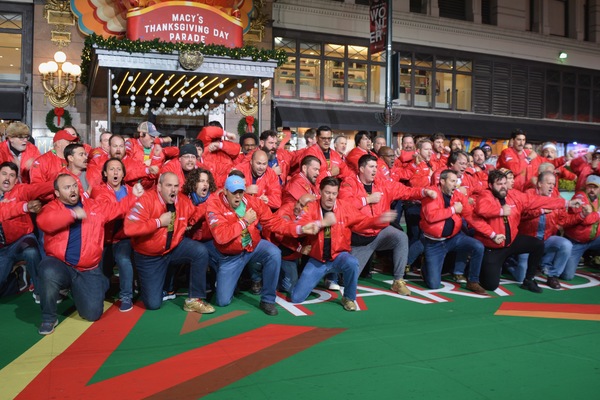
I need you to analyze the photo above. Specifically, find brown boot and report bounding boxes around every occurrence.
[466,281,486,295]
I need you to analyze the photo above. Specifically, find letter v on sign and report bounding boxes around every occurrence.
[15,306,344,399]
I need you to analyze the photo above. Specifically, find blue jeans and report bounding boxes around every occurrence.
[279,259,299,292]
[564,236,600,280]
[205,239,281,306]
[514,235,573,281]
[134,238,209,310]
[113,239,134,300]
[291,252,359,303]
[0,233,41,295]
[38,257,109,323]
[422,233,484,289]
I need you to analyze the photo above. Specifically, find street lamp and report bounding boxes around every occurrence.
[38,51,81,107]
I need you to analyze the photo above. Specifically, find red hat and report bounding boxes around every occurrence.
[53,129,78,143]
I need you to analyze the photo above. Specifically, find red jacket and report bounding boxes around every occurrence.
[496,147,535,191]
[297,199,388,262]
[0,200,28,222]
[430,151,449,171]
[420,186,493,239]
[30,150,68,185]
[86,154,154,189]
[197,126,241,188]
[339,175,423,236]
[302,145,352,185]
[263,202,305,261]
[124,189,202,256]
[519,188,582,240]
[206,192,299,255]
[37,196,127,271]
[91,183,140,243]
[282,172,319,205]
[0,181,54,244]
[186,198,213,242]
[563,191,600,243]
[473,188,567,248]
[0,141,40,184]
[234,161,282,210]
[570,156,600,191]
[235,148,293,184]
[406,160,434,189]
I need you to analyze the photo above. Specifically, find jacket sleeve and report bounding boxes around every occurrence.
[0,201,27,222]
[21,181,55,200]
[123,197,161,237]
[257,199,299,238]
[206,199,246,245]
[474,192,503,218]
[37,202,75,234]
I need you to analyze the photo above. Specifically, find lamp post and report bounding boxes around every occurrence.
[38,51,81,108]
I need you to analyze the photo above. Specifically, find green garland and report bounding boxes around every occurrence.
[45,108,72,133]
[81,34,288,86]
[237,117,259,137]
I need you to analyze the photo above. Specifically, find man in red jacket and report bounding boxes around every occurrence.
[234,150,282,210]
[515,171,581,288]
[339,154,435,296]
[0,162,52,300]
[282,155,320,205]
[302,126,351,185]
[293,177,396,311]
[0,122,40,184]
[29,130,77,185]
[36,174,136,335]
[124,172,213,314]
[474,170,581,293]
[420,169,494,294]
[204,174,315,315]
[91,158,146,312]
[563,174,600,280]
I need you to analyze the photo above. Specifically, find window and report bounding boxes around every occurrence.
[439,0,466,21]
[410,0,426,14]
[273,35,380,104]
[0,12,23,82]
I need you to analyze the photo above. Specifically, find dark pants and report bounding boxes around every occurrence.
[404,202,422,246]
[480,234,544,291]
[39,257,109,323]
[134,238,209,310]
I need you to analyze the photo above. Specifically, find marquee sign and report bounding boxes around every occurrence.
[126,1,243,47]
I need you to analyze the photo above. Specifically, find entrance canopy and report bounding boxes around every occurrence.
[86,47,278,134]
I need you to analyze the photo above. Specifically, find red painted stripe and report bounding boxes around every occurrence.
[497,302,600,314]
[16,305,315,400]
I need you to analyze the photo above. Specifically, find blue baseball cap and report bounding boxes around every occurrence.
[225,175,246,192]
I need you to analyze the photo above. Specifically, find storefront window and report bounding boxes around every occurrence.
[299,58,320,100]
[456,74,472,111]
[325,43,345,58]
[371,64,385,104]
[435,71,452,109]
[325,60,344,101]
[274,36,295,53]
[414,69,432,107]
[348,61,367,102]
[0,12,23,82]
[0,32,21,81]
[274,56,297,98]
[300,41,321,56]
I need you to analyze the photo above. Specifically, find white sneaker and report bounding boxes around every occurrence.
[326,280,341,291]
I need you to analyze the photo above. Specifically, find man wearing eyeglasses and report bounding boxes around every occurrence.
[302,125,351,185]
[0,122,40,184]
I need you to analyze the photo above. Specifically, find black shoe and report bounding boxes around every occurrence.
[259,301,278,316]
[520,278,543,293]
[250,280,262,295]
[546,276,562,289]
